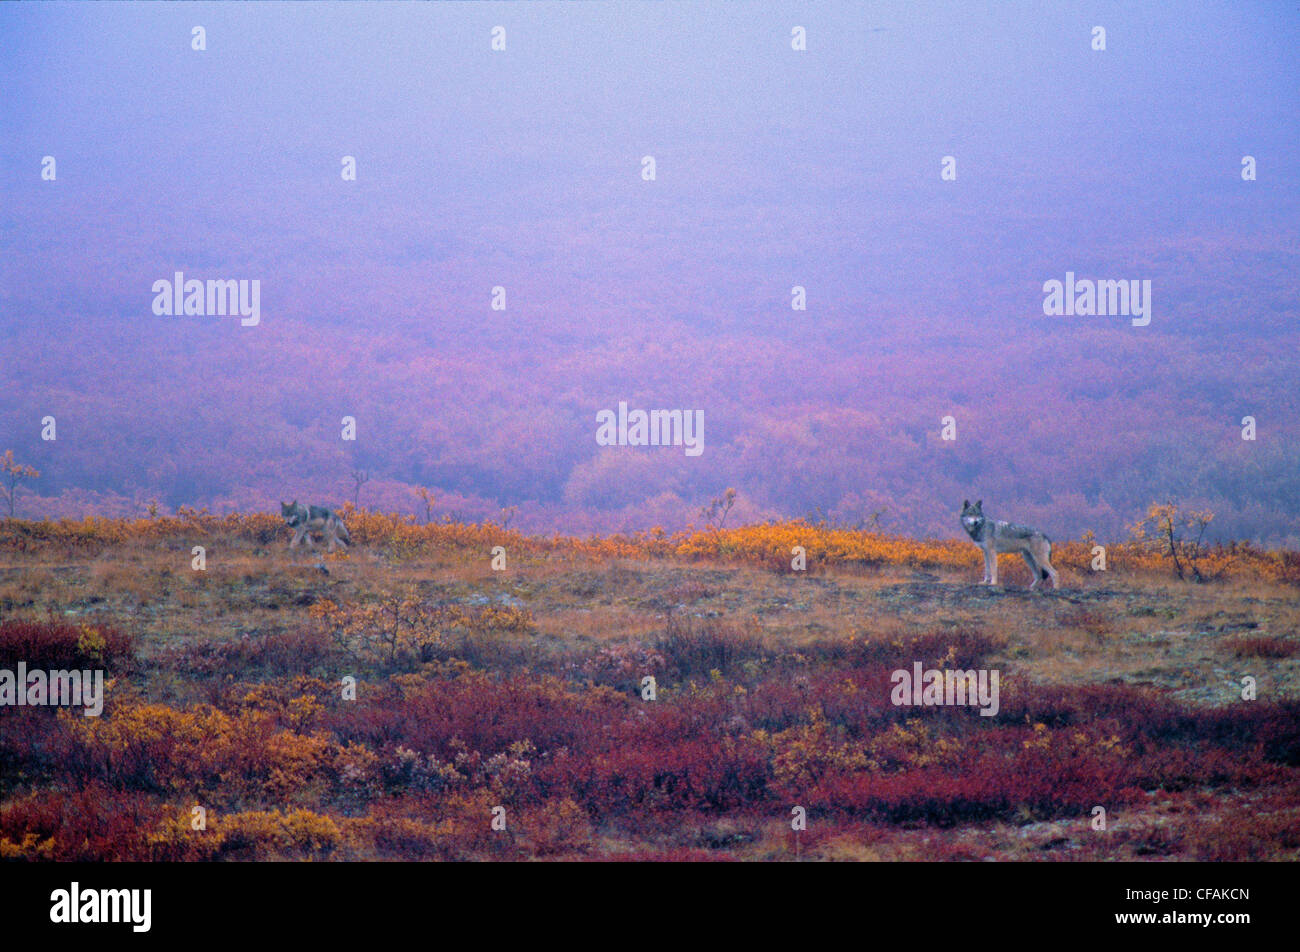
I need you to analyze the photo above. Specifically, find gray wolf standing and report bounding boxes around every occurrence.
[280,500,351,552]
[959,499,1058,590]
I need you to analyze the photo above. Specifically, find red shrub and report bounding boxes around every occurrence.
[325,672,628,762]
[0,785,165,861]
[0,618,135,671]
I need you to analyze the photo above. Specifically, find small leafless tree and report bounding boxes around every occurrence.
[350,469,371,509]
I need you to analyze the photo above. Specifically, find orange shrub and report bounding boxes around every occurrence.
[0,510,1293,583]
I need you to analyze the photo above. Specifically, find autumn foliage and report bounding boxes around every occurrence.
[0,619,135,671]
[1,508,1296,583]
[2,511,1298,860]
[2,617,1298,860]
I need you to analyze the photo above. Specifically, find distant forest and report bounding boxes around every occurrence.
[5,290,1297,545]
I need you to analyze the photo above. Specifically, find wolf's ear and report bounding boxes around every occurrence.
[975,499,982,509]
[962,499,969,509]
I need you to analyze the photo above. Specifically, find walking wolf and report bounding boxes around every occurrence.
[280,500,351,552]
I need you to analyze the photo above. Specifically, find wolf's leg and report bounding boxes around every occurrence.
[984,548,997,585]
[290,526,305,549]
[1043,553,1059,589]
[1035,541,1059,589]
[1022,551,1041,590]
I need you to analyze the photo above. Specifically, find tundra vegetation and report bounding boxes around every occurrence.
[1,509,1298,861]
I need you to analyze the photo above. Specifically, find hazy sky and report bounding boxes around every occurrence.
[5,1,1295,325]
